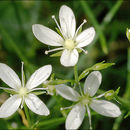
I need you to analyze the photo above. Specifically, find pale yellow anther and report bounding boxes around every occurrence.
[64,39,76,50]
[80,95,91,105]
[19,87,27,96]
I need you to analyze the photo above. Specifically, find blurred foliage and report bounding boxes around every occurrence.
[0,0,130,130]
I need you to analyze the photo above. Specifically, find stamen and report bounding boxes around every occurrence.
[114,97,121,104]
[94,93,106,99]
[60,106,73,111]
[74,19,87,38]
[21,62,25,87]
[79,47,88,54]
[86,105,92,130]
[45,47,64,55]
[20,96,24,109]
[29,88,48,92]
[0,87,17,92]
[52,15,65,38]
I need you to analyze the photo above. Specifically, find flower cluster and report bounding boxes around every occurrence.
[0,5,121,130]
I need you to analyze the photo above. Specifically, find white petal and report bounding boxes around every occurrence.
[60,49,79,67]
[25,93,50,116]
[0,95,21,118]
[90,100,121,117]
[55,84,80,101]
[84,71,102,96]
[26,65,52,90]
[76,27,95,48]
[66,103,85,129]
[59,5,76,39]
[32,24,64,46]
[0,63,21,89]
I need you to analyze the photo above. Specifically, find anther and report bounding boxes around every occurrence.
[52,15,55,19]
[45,51,48,55]
[83,19,87,23]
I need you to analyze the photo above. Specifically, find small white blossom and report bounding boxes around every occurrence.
[32,5,95,67]
[0,63,52,118]
[56,71,121,129]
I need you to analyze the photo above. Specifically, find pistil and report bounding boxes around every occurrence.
[19,87,27,97]
[64,39,76,50]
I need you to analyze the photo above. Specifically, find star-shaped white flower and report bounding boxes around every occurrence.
[56,71,121,129]
[32,5,95,67]
[0,63,52,118]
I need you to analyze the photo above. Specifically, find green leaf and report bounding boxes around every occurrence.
[50,51,63,57]
[4,89,17,95]
[31,91,46,95]
[79,61,115,81]
[91,61,115,70]
[37,117,65,127]
[56,27,63,37]
[78,69,90,81]
[115,87,120,95]
[124,111,130,119]
[50,73,55,80]
[48,79,75,85]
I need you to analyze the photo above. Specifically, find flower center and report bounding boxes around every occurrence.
[64,39,76,50]
[47,85,56,95]
[18,87,27,96]
[80,95,91,105]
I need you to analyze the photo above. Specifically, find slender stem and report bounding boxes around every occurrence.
[74,64,79,85]
[24,104,31,127]
[124,47,130,99]
[74,65,83,95]
[86,105,92,130]
[80,0,108,54]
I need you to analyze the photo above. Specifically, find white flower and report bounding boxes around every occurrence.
[32,5,95,67]
[0,63,52,118]
[56,71,121,129]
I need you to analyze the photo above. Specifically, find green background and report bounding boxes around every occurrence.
[0,0,130,129]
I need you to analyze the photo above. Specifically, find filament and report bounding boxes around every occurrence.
[86,105,92,130]
[29,87,48,92]
[79,47,88,54]
[74,19,87,38]
[94,93,106,99]
[21,62,25,87]
[52,15,65,38]
[60,106,73,111]
[45,47,64,55]
[0,87,17,92]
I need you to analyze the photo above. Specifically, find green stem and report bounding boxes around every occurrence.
[101,0,123,30]
[0,23,34,73]
[80,1,108,54]
[74,64,79,85]
[112,111,125,130]
[24,104,31,127]
[124,47,130,99]
[74,65,83,95]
